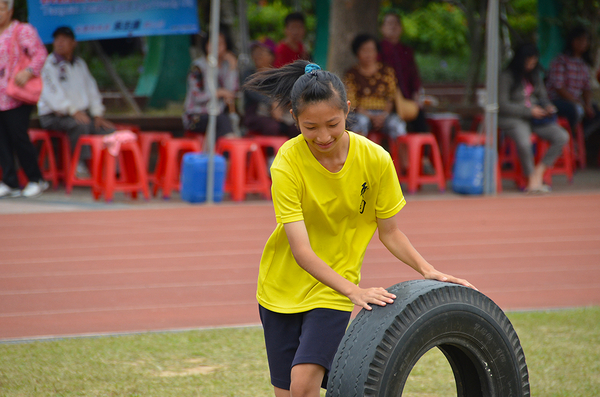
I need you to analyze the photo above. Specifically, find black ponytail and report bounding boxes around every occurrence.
[243,60,348,118]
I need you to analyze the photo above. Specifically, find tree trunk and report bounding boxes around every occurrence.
[328,0,381,76]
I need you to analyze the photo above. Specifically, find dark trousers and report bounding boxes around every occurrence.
[406,108,429,133]
[0,105,43,188]
[39,112,114,156]
[185,112,233,139]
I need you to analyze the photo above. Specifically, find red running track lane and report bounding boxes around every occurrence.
[1,193,599,341]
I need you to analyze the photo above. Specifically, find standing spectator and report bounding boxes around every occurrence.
[378,12,428,132]
[38,26,114,176]
[344,33,406,140]
[499,43,569,193]
[242,37,297,137]
[0,0,49,198]
[183,27,239,138]
[273,12,309,68]
[546,26,600,165]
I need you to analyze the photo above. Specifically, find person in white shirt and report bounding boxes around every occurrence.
[38,26,114,174]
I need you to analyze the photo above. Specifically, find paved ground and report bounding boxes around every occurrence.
[1,169,599,342]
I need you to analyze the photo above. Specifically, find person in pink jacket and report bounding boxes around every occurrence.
[0,0,48,198]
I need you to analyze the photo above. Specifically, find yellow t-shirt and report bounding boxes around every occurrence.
[256,131,406,313]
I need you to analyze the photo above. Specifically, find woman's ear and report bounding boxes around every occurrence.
[290,109,298,127]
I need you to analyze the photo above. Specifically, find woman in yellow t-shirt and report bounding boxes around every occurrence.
[244,60,475,397]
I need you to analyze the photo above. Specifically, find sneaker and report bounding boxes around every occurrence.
[22,180,49,198]
[76,162,91,179]
[0,182,21,198]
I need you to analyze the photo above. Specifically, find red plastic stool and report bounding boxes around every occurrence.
[153,138,202,199]
[498,135,540,190]
[470,114,484,131]
[114,124,141,135]
[137,131,173,184]
[66,135,104,194]
[454,132,502,192]
[45,130,71,184]
[249,135,289,169]
[366,131,398,159]
[93,140,150,202]
[366,131,387,146]
[216,138,271,201]
[183,131,205,149]
[536,138,573,186]
[426,115,461,179]
[394,133,445,194]
[573,122,586,169]
[556,117,584,170]
[28,129,59,188]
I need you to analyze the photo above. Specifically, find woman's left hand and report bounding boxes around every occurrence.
[14,69,33,87]
[423,269,478,291]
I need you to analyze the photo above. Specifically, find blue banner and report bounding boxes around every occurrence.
[27,0,200,44]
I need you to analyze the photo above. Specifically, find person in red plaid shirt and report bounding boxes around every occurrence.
[546,26,600,164]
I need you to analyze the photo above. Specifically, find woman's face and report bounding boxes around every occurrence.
[295,98,349,156]
[381,15,402,41]
[0,2,13,28]
[572,35,590,55]
[524,56,538,72]
[357,40,378,66]
[251,46,274,69]
[206,34,227,57]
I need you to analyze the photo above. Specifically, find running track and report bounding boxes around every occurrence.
[1,193,599,341]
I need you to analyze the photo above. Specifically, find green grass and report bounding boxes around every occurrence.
[0,307,598,396]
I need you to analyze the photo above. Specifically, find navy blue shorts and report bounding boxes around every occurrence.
[259,305,351,390]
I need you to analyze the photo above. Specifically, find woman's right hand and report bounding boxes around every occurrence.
[531,105,547,119]
[73,111,91,125]
[348,286,396,311]
[217,88,236,104]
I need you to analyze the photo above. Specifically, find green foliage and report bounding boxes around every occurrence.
[247,1,289,42]
[74,42,144,91]
[88,53,144,91]
[556,0,600,33]
[11,0,28,22]
[507,0,538,42]
[246,0,316,44]
[415,53,475,83]
[401,3,469,57]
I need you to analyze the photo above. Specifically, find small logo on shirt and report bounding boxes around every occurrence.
[359,182,368,214]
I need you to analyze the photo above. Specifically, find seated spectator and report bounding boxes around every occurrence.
[378,11,428,132]
[344,33,406,139]
[183,27,239,138]
[38,26,114,176]
[498,43,569,193]
[546,26,600,165]
[273,12,309,68]
[242,37,297,138]
[0,0,49,198]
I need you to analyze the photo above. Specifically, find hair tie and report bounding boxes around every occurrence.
[305,63,321,75]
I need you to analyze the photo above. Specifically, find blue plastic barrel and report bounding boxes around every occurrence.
[452,143,485,195]
[180,153,226,203]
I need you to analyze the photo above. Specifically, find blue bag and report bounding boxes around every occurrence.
[452,143,485,195]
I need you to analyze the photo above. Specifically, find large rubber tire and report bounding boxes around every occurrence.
[326,280,530,397]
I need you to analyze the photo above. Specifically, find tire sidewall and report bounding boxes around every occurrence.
[376,303,524,397]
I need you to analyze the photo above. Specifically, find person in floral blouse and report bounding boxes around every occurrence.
[344,33,406,140]
[0,0,48,198]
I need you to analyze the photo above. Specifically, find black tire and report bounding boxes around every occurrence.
[326,280,530,397]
